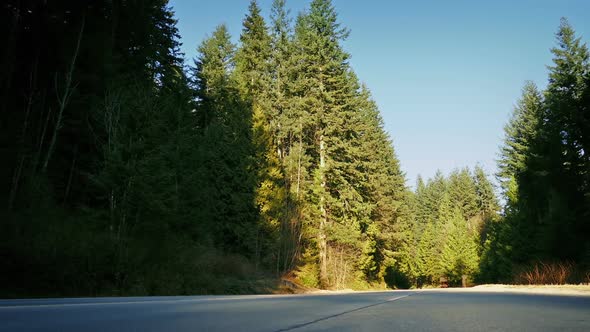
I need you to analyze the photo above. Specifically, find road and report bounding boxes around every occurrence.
[2,290,589,331]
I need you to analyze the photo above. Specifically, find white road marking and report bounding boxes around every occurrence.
[0,292,414,309]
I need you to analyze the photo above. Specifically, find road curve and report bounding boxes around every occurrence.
[1,290,589,331]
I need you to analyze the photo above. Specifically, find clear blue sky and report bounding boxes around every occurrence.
[169,0,590,188]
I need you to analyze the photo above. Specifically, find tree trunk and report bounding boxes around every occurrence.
[296,123,303,199]
[62,145,77,205]
[43,15,85,172]
[318,133,328,288]
[8,44,39,209]
[8,156,25,210]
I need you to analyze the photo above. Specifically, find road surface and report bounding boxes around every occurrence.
[2,290,589,331]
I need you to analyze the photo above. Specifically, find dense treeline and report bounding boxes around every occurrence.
[2,0,203,296]
[1,0,413,296]
[187,0,415,290]
[1,0,588,297]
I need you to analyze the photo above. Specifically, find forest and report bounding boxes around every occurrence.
[1,0,589,297]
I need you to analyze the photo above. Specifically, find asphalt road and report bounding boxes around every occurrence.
[2,290,589,331]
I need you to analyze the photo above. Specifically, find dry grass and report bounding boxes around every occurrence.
[515,262,573,285]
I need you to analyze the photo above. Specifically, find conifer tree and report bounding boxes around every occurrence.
[439,207,479,285]
[473,166,499,217]
[351,84,411,284]
[492,81,545,265]
[416,221,437,284]
[528,18,590,260]
[235,0,271,98]
[192,25,258,254]
[267,0,304,274]
[291,0,354,287]
[489,19,590,278]
[497,81,543,189]
[422,171,448,224]
[472,165,500,251]
[447,168,479,221]
[234,0,290,270]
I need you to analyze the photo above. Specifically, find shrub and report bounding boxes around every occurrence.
[514,261,574,285]
[384,265,411,289]
[295,263,319,288]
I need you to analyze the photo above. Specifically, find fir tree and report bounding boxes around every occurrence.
[497,81,543,189]
[193,25,236,129]
[530,18,590,260]
[291,0,353,287]
[235,0,272,99]
[192,25,258,254]
[439,207,479,285]
[447,168,479,221]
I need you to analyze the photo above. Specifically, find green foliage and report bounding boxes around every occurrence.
[384,264,412,289]
[193,25,259,255]
[497,82,543,185]
[448,168,479,221]
[193,24,236,128]
[439,208,480,284]
[473,166,500,217]
[235,0,272,99]
[295,255,320,288]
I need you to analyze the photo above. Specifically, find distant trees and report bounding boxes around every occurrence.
[409,167,499,287]
[414,18,590,287]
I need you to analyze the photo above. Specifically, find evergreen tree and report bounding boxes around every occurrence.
[447,168,479,221]
[193,25,236,128]
[487,19,590,283]
[234,0,287,270]
[472,166,500,249]
[1,0,216,296]
[192,25,258,254]
[439,207,479,285]
[473,166,500,218]
[422,171,448,223]
[538,18,590,260]
[291,0,355,288]
[416,220,437,285]
[413,175,429,229]
[267,0,303,274]
[411,167,498,286]
[497,81,543,189]
[235,0,272,98]
[516,19,590,261]
[494,81,544,265]
[352,84,411,285]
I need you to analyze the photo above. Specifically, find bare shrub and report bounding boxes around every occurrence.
[515,261,574,285]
